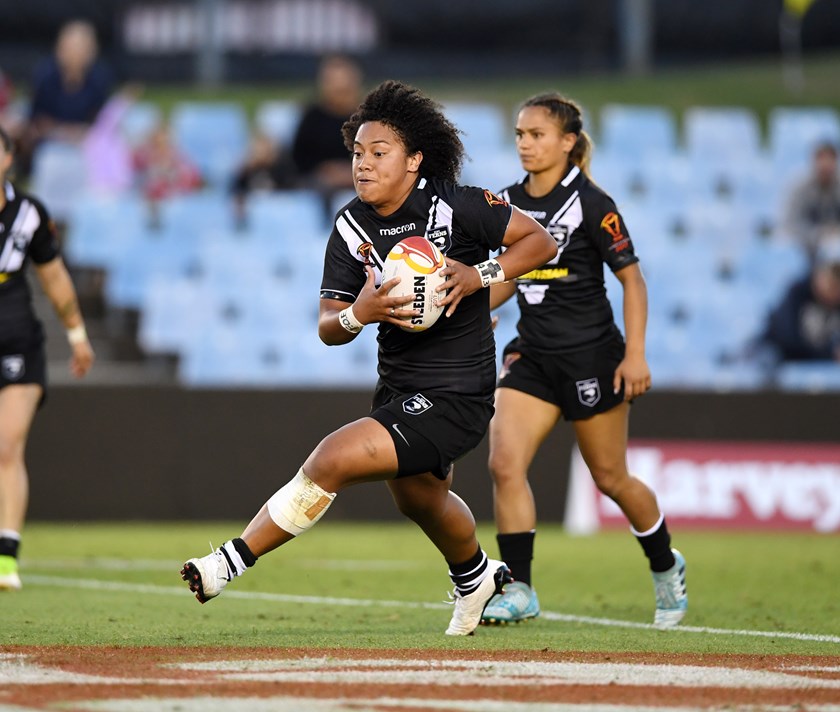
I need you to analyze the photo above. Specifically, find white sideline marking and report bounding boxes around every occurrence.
[24,558,421,572]
[168,657,840,690]
[56,697,704,712]
[23,574,840,644]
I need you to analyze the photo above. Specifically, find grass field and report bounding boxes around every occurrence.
[6,521,838,656]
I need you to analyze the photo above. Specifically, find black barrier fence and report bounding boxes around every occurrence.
[2,0,840,83]
[26,386,840,522]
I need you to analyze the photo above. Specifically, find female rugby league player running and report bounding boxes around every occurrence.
[481,93,687,629]
[0,126,94,591]
[180,81,557,636]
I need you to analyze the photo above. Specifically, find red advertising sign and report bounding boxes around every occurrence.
[565,440,840,533]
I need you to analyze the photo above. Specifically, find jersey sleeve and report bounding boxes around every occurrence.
[585,191,639,273]
[451,185,512,252]
[29,198,61,265]
[319,223,367,303]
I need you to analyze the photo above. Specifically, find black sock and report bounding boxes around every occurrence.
[447,546,488,596]
[634,517,675,572]
[232,538,258,567]
[0,537,19,559]
[496,531,535,586]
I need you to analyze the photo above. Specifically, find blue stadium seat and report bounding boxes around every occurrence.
[156,191,239,241]
[443,101,510,162]
[104,230,200,309]
[137,277,203,355]
[684,107,762,164]
[598,105,677,161]
[64,192,149,269]
[119,101,162,147]
[254,100,302,148]
[460,152,524,192]
[31,141,89,223]
[170,102,250,189]
[768,107,840,174]
[244,190,328,242]
[775,361,840,392]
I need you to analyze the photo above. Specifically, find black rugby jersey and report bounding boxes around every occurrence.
[320,176,512,396]
[499,165,638,353]
[0,182,60,351]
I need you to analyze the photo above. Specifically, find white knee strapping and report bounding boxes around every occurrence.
[266,468,336,536]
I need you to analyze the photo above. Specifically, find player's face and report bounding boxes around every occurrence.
[352,121,422,215]
[515,106,576,174]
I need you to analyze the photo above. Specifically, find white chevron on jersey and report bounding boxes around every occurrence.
[549,190,582,229]
[425,194,454,235]
[336,209,385,280]
[0,199,40,273]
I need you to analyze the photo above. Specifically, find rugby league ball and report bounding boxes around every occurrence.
[381,236,447,331]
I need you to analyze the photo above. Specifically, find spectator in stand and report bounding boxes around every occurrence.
[761,233,840,363]
[783,141,840,262]
[132,124,203,227]
[0,67,25,142]
[229,130,297,226]
[291,54,362,210]
[19,20,113,179]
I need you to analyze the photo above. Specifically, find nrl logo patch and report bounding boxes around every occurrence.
[576,378,600,407]
[402,393,433,415]
[1,355,25,381]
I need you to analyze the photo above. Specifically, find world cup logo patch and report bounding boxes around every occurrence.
[576,378,601,407]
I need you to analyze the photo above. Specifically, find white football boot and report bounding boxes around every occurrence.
[445,559,512,636]
[181,548,233,603]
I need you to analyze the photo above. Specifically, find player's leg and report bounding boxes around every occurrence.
[0,384,42,591]
[181,416,400,603]
[388,472,511,636]
[482,386,559,623]
[573,402,686,627]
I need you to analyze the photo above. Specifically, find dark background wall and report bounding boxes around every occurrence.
[1,0,838,83]
[26,386,840,522]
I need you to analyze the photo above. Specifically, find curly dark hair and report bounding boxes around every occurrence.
[341,80,464,183]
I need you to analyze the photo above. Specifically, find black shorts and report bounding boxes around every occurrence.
[0,344,47,404]
[498,335,626,421]
[370,383,494,480]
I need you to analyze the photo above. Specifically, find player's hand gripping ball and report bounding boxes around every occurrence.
[382,236,447,331]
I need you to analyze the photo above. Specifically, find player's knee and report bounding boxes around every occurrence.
[266,468,337,536]
[488,452,524,489]
[0,437,22,469]
[590,463,628,499]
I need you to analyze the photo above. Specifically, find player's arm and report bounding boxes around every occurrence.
[34,256,95,378]
[318,266,419,344]
[489,280,517,311]
[438,207,555,316]
[613,262,651,399]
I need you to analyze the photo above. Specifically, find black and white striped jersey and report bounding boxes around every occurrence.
[0,181,60,352]
[499,165,638,353]
[321,176,512,396]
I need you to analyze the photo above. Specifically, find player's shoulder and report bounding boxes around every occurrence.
[5,182,49,216]
[578,170,618,211]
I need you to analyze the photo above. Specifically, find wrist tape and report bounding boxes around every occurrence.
[338,305,364,333]
[474,259,505,288]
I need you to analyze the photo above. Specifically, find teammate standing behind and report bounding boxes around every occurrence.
[180,81,557,636]
[0,126,94,590]
[481,93,687,628]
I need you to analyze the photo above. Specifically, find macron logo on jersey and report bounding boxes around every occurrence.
[380,223,416,236]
